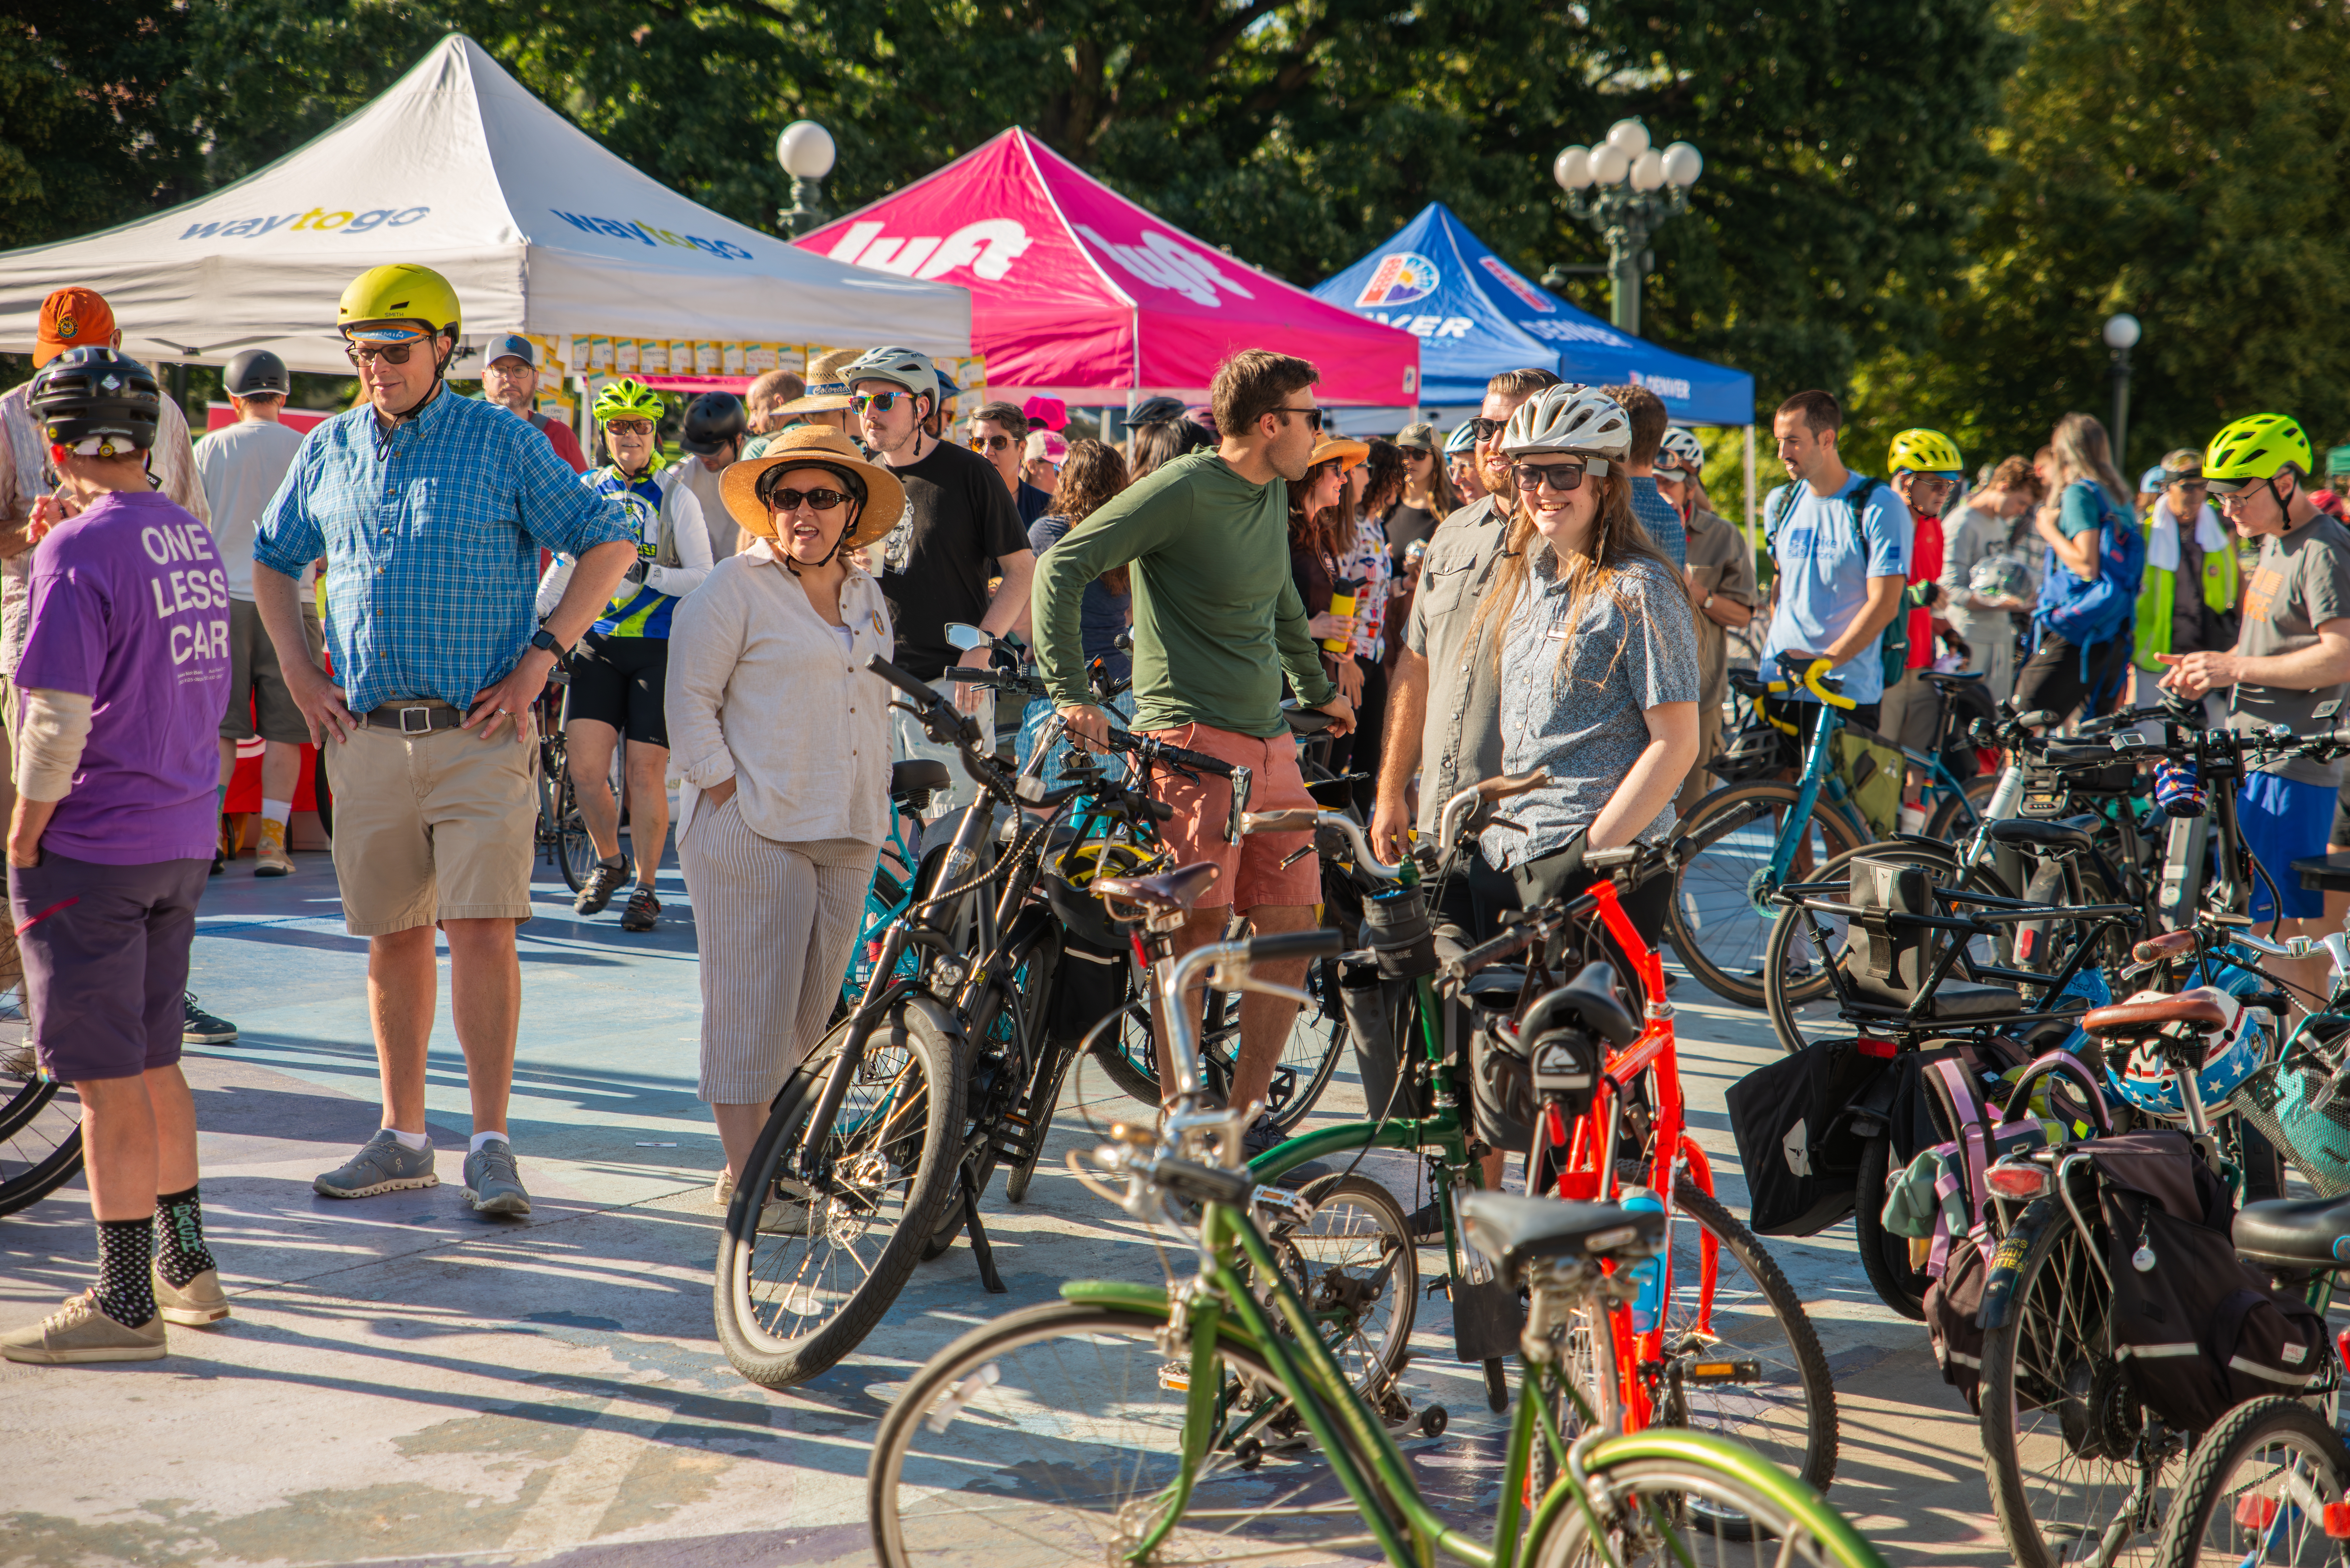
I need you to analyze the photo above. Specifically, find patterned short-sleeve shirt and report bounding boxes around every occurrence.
[1482,545,1702,868]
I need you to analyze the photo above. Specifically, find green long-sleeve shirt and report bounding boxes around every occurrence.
[1033,451,1336,737]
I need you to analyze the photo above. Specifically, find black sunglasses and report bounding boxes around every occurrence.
[1512,461,1589,493]
[1274,405,1325,432]
[1469,417,1507,441]
[765,486,852,514]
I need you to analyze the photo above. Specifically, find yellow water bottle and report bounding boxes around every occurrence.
[1322,575,1360,655]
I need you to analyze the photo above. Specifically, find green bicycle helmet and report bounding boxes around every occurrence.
[593,377,666,424]
[2204,413,2313,494]
[1886,427,1964,478]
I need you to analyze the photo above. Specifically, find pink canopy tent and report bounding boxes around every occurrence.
[798,129,1419,405]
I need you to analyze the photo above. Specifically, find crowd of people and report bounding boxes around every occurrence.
[3,254,2346,1366]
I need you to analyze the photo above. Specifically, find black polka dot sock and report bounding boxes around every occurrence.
[155,1184,217,1289]
[95,1216,157,1327]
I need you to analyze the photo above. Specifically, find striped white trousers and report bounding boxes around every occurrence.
[677,795,877,1104]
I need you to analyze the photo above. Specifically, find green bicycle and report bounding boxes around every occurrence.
[865,927,1889,1568]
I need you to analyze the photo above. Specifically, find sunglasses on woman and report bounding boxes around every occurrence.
[1512,461,1590,493]
[603,419,655,437]
[765,487,851,514]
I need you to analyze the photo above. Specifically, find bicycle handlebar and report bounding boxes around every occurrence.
[1766,653,1856,712]
[1246,929,1344,965]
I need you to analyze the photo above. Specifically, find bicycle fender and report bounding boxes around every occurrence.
[1886,832,1952,857]
[1060,1280,1170,1314]
[1976,1195,2065,1332]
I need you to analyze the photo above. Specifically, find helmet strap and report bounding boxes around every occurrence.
[780,502,858,577]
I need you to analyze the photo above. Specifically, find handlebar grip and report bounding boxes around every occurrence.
[1801,657,1857,711]
[1455,923,1535,976]
[866,654,942,705]
[1246,929,1343,965]
[1241,808,1321,834]
[1152,743,1236,778]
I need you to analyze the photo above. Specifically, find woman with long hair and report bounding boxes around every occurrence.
[1384,422,1460,568]
[1285,437,1373,798]
[1340,440,1404,812]
[1465,384,1699,942]
[2013,411,2139,724]
[1018,438,1136,782]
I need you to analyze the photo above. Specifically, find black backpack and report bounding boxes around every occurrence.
[1764,471,1909,688]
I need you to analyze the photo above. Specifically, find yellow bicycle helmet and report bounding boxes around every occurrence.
[593,377,666,424]
[2203,413,2313,494]
[1046,836,1168,950]
[337,264,461,340]
[1886,428,1964,478]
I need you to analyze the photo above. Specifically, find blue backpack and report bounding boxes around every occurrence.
[2034,480,2145,655]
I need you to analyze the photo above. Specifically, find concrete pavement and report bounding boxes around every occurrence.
[0,841,2014,1565]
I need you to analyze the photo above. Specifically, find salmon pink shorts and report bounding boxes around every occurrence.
[1140,723,1319,912]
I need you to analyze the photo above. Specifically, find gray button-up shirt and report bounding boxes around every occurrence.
[1480,544,1701,869]
[1403,496,1509,838]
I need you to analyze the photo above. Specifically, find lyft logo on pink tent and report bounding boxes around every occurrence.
[1072,226,1257,308]
[824,218,1035,281]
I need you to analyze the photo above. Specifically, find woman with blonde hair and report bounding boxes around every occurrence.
[2014,411,2140,724]
[1465,384,1699,937]
[666,426,900,1231]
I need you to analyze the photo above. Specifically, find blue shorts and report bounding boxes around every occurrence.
[2239,771,2338,921]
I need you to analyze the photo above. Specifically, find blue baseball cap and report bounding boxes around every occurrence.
[483,333,536,368]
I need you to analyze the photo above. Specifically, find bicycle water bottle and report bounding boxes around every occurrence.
[1618,1186,1666,1334]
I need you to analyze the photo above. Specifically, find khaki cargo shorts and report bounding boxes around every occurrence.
[330,709,537,935]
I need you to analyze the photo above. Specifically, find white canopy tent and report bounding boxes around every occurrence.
[0,34,970,376]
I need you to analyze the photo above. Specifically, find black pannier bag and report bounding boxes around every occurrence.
[1726,1035,1890,1236]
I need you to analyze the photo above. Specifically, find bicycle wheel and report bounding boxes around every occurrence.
[1208,953,1349,1134]
[1924,770,2000,843]
[1271,1172,1419,1404]
[923,930,1051,1260]
[1527,1437,1891,1568]
[1668,782,1866,1007]
[1852,1136,1929,1321]
[868,1301,1397,1567]
[1762,842,2012,1055]
[0,1006,83,1216]
[713,1006,965,1389]
[1980,1195,2182,1568]
[2152,1396,2350,1567]
[1003,1035,1078,1205]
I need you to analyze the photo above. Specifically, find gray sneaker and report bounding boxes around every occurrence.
[463,1140,532,1217]
[313,1129,439,1199]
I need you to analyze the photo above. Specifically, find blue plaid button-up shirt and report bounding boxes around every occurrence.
[254,390,631,715]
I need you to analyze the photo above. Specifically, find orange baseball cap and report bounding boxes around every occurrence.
[34,287,116,368]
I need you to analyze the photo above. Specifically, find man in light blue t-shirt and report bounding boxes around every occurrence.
[1759,388,1910,729]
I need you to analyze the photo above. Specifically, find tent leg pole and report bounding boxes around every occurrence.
[1744,424,1758,564]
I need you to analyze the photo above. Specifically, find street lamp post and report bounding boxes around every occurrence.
[2104,313,2141,477]
[776,120,836,238]
[1544,119,1702,338]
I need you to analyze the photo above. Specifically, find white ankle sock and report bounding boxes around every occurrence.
[470,1130,509,1154]
[388,1128,430,1152]
[261,798,292,827]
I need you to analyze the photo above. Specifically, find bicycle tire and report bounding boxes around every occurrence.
[1277,1172,1419,1402]
[1762,841,2013,1055]
[1922,769,2001,844]
[1096,958,1350,1127]
[2150,1395,2350,1568]
[1979,1195,2180,1568]
[1667,782,1867,1007]
[712,1006,966,1389]
[1003,1036,1078,1205]
[1526,1439,1891,1568]
[0,1009,82,1215]
[1852,1135,1929,1321]
[557,794,598,894]
[867,1301,1400,1567]
[922,931,1051,1259]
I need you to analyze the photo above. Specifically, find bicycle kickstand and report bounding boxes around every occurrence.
[958,1162,1008,1294]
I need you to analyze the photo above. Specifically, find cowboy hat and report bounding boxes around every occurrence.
[1309,436,1370,471]
[776,348,860,415]
[720,426,905,550]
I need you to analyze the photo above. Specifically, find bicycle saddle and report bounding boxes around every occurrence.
[1986,816,2099,856]
[2233,1195,2350,1268]
[2079,987,2231,1037]
[1094,860,1221,914]
[1282,705,1337,735]
[1517,962,1638,1049]
[1458,1192,1664,1273]
[890,759,952,799]
[1917,669,1986,688]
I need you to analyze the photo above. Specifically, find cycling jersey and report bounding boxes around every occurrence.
[535,465,714,638]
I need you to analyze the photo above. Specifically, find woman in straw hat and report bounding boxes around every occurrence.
[666,427,903,1228]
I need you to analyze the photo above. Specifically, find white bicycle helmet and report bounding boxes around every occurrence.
[1657,425,1706,474]
[1500,383,1632,471]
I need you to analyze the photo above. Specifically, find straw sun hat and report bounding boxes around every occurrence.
[776,348,861,415]
[720,426,905,550]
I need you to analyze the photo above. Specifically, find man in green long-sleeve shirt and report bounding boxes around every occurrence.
[1033,350,1354,1164]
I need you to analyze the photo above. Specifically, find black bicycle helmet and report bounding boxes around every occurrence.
[30,347,160,456]
[682,392,747,455]
[1128,395,1188,426]
[1043,833,1166,951]
[223,348,290,399]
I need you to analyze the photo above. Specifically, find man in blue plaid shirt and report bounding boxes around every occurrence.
[253,264,634,1218]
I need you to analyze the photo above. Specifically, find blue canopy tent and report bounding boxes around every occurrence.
[1313,202,1753,425]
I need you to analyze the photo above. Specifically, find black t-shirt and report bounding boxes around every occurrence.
[876,438,1032,681]
[1016,481,1052,528]
[1386,502,1439,568]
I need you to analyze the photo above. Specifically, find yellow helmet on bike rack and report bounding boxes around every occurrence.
[1045,836,1168,951]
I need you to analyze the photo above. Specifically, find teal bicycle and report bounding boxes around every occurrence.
[1667,653,1992,1006]
[834,760,949,1022]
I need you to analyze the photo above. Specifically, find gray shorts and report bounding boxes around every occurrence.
[221,599,323,744]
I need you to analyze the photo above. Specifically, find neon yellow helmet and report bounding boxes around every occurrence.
[337,264,460,339]
[2204,413,2313,493]
[593,378,665,424]
[1887,427,1964,478]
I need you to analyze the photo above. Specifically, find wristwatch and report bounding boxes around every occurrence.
[529,627,566,659]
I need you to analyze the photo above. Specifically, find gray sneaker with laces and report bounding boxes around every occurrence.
[463,1139,532,1217]
[313,1129,439,1198]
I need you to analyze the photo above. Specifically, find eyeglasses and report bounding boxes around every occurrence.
[2171,479,2210,493]
[344,339,423,366]
[853,391,907,412]
[603,419,655,436]
[970,434,1015,453]
[1904,476,1959,499]
[1512,462,1589,494]
[766,487,851,514]
[1274,405,1325,432]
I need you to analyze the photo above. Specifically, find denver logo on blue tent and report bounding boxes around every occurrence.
[1315,202,1752,426]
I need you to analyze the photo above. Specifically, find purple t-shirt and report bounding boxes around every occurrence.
[17,490,231,865]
